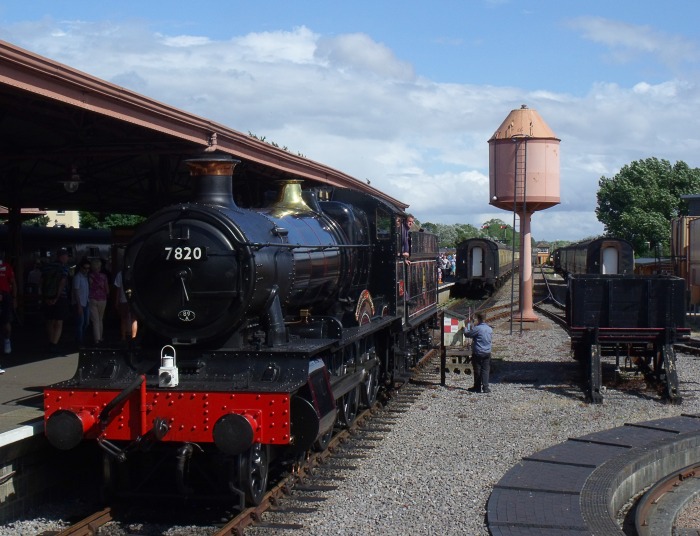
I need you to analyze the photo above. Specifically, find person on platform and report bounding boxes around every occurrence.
[114,270,137,341]
[26,261,42,296]
[88,258,109,345]
[42,248,71,354]
[72,258,91,347]
[0,252,17,368]
[463,312,493,393]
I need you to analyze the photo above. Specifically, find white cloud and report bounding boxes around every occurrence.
[569,16,700,69]
[3,18,700,242]
[315,33,414,80]
[160,34,211,47]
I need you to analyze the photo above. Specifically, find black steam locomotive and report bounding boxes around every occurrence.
[44,155,438,506]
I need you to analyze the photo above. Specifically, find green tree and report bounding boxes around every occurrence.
[23,215,50,227]
[454,223,479,244]
[80,212,145,229]
[596,158,700,256]
[422,220,524,249]
[480,218,519,248]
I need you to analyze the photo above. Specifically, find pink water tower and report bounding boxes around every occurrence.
[488,105,560,321]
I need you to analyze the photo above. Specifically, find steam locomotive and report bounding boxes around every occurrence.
[43,155,438,507]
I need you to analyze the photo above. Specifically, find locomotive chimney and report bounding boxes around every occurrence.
[185,154,241,207]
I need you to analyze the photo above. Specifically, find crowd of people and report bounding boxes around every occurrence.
[0,247,138,369]
[438,252,456,283]
[38,247,137,355]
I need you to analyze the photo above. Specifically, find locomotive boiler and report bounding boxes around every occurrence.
[44,154,438,507]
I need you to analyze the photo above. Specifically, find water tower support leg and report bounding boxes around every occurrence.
[514,210,538,322]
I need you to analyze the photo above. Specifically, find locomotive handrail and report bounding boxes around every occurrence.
[98,374,146,424]
[247,242,371,251]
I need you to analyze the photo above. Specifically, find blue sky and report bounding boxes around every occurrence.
[2,1,700,241]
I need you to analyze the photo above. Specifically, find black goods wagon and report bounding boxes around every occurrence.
[567,274,689,403]
[555,237,634,277]
[44,154,438,508]
[454,237,518,296]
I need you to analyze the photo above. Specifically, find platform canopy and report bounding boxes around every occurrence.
[0,40,407,217]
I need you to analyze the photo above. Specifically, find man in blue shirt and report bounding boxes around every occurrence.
[463,312,493,393]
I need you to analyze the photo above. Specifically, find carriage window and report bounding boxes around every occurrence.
[376,209,391,240]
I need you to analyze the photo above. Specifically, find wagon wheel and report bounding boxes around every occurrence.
[237,443,269,506]
[339,385,359,428]
[572,342,588,361]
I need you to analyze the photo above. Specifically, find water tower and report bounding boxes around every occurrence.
[488,105,560,321]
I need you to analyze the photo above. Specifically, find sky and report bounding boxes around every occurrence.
[2,1,700,242]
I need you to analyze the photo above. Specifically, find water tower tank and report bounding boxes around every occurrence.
[488,105,560,212]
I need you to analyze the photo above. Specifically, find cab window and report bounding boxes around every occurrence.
[376,208,391,240]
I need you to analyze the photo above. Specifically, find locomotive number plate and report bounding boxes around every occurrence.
[163,246,208,261]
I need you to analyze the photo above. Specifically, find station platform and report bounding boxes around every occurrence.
[0,351,77,447]
[0,312,115,446]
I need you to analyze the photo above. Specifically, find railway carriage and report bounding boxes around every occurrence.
[43,154,438,507]
[553,237,634,277]
[454,237,518,296]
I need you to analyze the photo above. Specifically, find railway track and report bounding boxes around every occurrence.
[43,348,439,535]
[634,462,700,536]
[40,507,113,535]
[221,347,439,535]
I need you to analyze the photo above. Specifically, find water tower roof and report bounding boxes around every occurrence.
[489,104,559,141]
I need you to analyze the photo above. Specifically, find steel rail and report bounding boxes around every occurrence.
[45,507,113,536]
[635,463,700,536]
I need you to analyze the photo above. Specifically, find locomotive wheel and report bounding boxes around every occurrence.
[101,453,126,502]
[237,443,269,505]
[361,364,380,407]
[339,385,359,427]
[313,426,334,451]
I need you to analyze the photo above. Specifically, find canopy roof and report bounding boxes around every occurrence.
[0,40,407,216]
